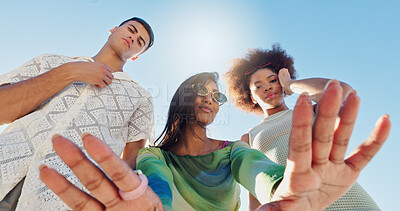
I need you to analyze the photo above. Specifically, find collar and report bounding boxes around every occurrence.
[70,56,137,83]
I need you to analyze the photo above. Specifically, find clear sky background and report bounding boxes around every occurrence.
[0,0,398,210]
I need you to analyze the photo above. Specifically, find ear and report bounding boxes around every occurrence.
[109,26,118,34]
[130,56,138,61]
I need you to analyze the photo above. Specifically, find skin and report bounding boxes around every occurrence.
[0,20,151,168]
[249,68,288,117]
[171,80,227,156]
[0,20,150,124]
[39,80,391,211]
[243,68,356,210]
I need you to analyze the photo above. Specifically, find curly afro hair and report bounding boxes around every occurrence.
[224,43,297,115]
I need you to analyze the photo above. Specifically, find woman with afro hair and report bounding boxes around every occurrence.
[224,43,381,211]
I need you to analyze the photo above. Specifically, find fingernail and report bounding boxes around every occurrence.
[81,132,91,139]
[323,79,340,91]
[39,164,50,171]
[51,134,62,143]
[300,91,309,97]
[383,114,390,119]
[343,89,357,102]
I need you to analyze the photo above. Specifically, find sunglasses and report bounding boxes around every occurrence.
[192,84,228,105]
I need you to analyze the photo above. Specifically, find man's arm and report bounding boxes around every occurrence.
[0,61,114,124]
[122,139,147,169]
[279,68,353,104]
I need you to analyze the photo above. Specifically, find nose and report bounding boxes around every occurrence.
[263,85,272,92]
[202,94,213,104]
[128,36,136,43]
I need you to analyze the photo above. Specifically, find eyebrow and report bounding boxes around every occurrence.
[129,24,146,47]
[139,37,146,47]
[129,24,138,33]
[253,75,276,85]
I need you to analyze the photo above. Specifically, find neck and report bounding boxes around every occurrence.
[92,43,126,72]
[263,103,289,118]
[171,123,215,156]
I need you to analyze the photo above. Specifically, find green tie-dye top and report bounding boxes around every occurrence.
[137,141,284,211]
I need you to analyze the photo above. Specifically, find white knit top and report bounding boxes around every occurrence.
[0,54,154,210]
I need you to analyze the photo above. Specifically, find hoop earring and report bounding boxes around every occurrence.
[109,26,117,34]
[130,56,138,61]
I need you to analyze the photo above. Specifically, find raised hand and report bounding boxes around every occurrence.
[278,68,294,95]
[258,80,391,211]
[39,134,164,211]
[67,61,114,88]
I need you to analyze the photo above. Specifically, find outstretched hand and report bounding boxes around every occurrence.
[258,80,391,211]
[39,134,164,211]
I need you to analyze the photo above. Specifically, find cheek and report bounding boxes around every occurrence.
[274,83,283,91]
[213,105,219,115]
[253,90,263,100]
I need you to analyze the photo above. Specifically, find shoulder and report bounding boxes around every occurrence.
[33,54,80,67]
[240,133,250,144]
[230,140,251,150]
[127,81,152,100]
[137,147,165,163]
[36,54,69,60]
[138,146,162,156]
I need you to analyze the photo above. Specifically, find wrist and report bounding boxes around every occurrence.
[59,62,80,83]
[284,80,294,95]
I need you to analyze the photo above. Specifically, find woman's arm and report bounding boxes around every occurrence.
[278,68,354,104]
[136,147,175,210]
[230,141,285,204]
[257,80,390,211]
[39,134,165,211]
[240,133,250,145]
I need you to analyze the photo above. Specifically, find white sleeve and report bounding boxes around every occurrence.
[126,94,155,144]
[0,55,49,86]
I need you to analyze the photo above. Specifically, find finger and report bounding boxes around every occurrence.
[106,70,114,80]
[51,134,121,207]
[287,93,314,173]
[82,133,142,195]
[345,114,391,172]
[39,164,104,210]
[103,77,112,86]
[330,91,360,163]
[312,80,343,165]
[97,81,107,88]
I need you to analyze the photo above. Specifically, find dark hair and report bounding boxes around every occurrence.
[119,17,154,54]
[155,72,219,150]
[224,43,297,115]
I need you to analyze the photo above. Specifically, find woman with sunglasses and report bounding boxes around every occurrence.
[224,44,381,210]
[39,71,390,211]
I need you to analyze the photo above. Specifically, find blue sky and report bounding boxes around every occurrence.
[0,0,398,210]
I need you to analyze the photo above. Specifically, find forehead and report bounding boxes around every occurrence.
[122,21,150,46]
[204,80,219,90]
[249,68,276,83]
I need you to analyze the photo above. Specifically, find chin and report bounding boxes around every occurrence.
[196,116,215,126]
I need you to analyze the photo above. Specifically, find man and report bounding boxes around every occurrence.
[0,17,155,210]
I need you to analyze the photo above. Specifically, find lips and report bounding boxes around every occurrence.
[122,38,130,48]
[266,93,276,99]
[199,106,212,113]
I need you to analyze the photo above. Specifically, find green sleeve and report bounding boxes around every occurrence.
[136,147,174,210]
[230,141,285,204]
